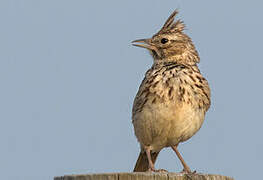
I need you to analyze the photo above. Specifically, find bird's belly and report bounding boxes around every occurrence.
[132,100,205,152]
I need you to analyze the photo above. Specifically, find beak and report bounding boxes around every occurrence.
[132,38,161,57]
[131,38,152,50]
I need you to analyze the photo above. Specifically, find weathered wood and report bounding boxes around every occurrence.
[54,172,234,180]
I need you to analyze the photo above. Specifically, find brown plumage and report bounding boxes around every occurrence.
[131,10,211,173]
[133,151,159,172]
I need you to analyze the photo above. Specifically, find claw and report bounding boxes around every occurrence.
[181,167,193,173]
[155,169,168,173]
[180,169,197,174]
[147,168,168,173]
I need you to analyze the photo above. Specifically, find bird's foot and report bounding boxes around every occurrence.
[155,168,168,173]
[180,168,196,174]
[147,168,168,173]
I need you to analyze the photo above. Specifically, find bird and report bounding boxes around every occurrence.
[131,10,211,173]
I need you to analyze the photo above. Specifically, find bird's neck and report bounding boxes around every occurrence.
[152,60,201,75]
[152,49,200,67]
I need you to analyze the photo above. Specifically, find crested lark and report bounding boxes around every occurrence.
[131,10,211,173]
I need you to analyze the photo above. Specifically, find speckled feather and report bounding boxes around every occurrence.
[132,62,210,150]
[132,10,211,172]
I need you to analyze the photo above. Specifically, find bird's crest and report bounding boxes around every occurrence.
[158,10,185,34]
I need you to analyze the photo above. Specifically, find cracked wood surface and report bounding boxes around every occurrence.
[54,172,234,180]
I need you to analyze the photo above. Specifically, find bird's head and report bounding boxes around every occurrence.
[132,10,200,65]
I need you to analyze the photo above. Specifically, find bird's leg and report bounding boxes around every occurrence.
[171,145,192,173]
[145,147,168,173]
[145,147,155,172]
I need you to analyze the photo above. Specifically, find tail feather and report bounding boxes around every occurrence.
[133,151,159,172]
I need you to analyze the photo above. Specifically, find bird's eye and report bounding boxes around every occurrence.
[161,38,168,44]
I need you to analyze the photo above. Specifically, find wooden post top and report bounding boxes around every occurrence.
[54,172,234,180]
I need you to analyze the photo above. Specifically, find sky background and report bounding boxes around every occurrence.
[0,0,262,180]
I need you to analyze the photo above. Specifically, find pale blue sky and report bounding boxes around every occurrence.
[0,1,262,180]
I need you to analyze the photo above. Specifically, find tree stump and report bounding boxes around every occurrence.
[54,172,234,180]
